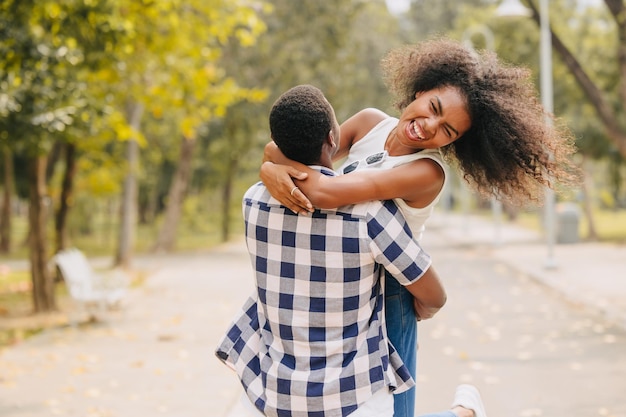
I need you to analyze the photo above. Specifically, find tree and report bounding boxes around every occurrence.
[55,1,271,260]
[140,0,269,253]
[524,0,626,158]
[54,141,77,252]
[0,143,13,253]
[507,0,625,239]
[206,0,406,242]
[151,132,195,252]
[0,0,127,312]
[404,0,489,43]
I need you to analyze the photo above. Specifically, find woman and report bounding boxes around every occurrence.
[261,38,578,417]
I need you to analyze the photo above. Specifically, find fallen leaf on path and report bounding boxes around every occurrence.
[84,388,101,398]
[520,408,543,416]
[72,366,87,375]
[130,360,144,368]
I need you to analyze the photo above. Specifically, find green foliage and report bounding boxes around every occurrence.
[0,0,125,154]
[1,0,624,260]
[543,2,617,161]
[1,0,273,237]
[103,0,269,139]
[213,0,406,190]
[518,205,626,243]
[404,0,491,42]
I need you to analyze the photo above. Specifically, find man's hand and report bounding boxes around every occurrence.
[404,265,447,321]
[412,297,440,321]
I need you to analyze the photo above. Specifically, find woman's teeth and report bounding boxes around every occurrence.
[412,121,425,140]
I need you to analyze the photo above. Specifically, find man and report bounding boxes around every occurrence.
[216,85,486,417]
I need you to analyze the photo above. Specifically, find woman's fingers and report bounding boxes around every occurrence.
[289,187,313,214]
[278,167,311,214]
[260,161,313,214]
[289,170,308,181]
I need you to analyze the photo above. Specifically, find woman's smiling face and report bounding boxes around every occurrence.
[396,86,471,150]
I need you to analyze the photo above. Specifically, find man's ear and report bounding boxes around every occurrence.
[328,130,336,148]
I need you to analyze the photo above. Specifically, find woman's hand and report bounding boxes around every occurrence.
[263,141,285,164]
[260,161,313,214]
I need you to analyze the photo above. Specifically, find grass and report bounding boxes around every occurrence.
[0,266,148,347]
[0,270,33,318]
[515,207,626,244]
[0,212,244,260]
[0,327,44,346]
[0,212,241,347]
[0,275,67,347]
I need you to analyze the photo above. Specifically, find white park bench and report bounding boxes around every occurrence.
[53,248,129,320]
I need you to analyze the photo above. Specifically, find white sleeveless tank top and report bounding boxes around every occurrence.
[337,117,447,241]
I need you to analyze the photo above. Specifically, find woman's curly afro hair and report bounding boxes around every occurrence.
[381,37,579,205]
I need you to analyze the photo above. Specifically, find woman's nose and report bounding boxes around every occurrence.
[423,117,439,135]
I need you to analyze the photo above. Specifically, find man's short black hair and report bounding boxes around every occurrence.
[269,85,333,165]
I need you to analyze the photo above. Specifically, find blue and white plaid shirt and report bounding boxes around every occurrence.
[216,167,431,417]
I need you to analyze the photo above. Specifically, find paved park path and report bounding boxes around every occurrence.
[0,242,252,417]
[0,211,625,416]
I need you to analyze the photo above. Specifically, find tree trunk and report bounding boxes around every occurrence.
[146,182,159,224]
[44,140,63,183]
[151,136,196,253]
[0,147,13,253]
[526,0,626,158]
[603,0,626,109]
[28,155,55,312]
[114,101,144,268]
[55,142,77,253]
[579,154,598,241]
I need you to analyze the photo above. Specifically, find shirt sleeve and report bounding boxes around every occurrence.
[366,200,432,286]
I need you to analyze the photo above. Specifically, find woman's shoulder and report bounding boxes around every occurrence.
[344,108,390,130]
[347,109,396,142]
[354,107,389,119]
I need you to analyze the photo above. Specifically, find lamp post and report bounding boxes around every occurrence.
[538,0,558,269]
[497,0,557,269]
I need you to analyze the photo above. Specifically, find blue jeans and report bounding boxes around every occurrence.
[386,272,458,417]
[385,271,417,417]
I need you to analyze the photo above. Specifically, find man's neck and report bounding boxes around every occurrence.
[316,154,333,169]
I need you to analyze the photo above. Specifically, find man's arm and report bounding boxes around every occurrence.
[403,265,446,321]
[368,200,446,321]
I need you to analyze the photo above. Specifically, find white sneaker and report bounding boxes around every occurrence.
[451,384,487,417]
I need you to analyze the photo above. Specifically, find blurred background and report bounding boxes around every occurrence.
[0,0,624,331]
